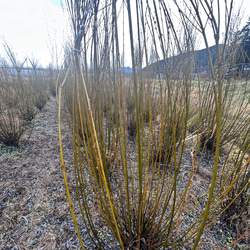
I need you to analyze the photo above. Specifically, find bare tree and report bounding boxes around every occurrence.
[3,41,27,75]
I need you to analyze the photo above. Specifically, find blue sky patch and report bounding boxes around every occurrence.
[50,0,62,7]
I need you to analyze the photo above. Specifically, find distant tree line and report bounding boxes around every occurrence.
[238,17,250,63]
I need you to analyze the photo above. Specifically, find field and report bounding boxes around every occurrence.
[1,1,250,247]
[0,93,249,249]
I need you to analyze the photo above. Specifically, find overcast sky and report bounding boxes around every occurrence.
[0,0,68,67]
[0,0,249,68]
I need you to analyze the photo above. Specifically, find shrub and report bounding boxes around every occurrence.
[188,78,250,155]
[29,71,48,111]
[0,108,24,147]
[17,82,37,124]
[58,0,249,249]
[127,111,136,137]
[3,43,37,124]
[0,81,24,147]
[47,65,57,97]
[219,124,250,241]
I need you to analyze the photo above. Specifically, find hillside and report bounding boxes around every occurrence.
[143,45,219,77]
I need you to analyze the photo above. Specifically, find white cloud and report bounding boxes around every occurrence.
[0,0,249,68]
[0,0,69,67]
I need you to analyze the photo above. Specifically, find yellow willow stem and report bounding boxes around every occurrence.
[58,60,85,250]
[79,67,124,249]
[192,42,223,249]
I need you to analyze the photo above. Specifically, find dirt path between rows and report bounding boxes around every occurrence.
[0,97,84,249]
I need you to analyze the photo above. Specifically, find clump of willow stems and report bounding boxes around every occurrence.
[0,76,24,147]
[58,0,250,249]
[0,43,49,146]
